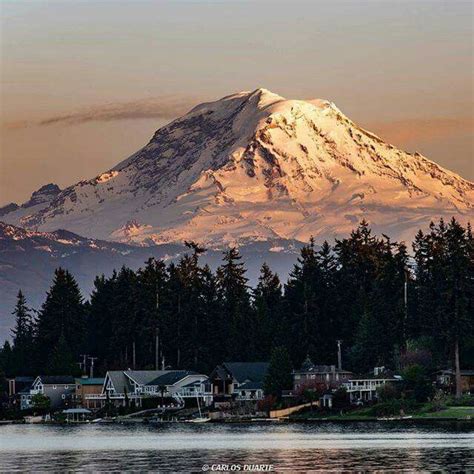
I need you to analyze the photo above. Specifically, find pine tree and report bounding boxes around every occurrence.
[264,346,293,398]
[11,290,35,374]
[412,218,473,398]
[0,341,14,377]
[283,238,322,365]
[87,273,117,370]
[109,267,139,368]
[199,264,220,371]
[36,268,85,370]
[48,333,78,375]
[135,258,168,369]
[217,248,254,360]
[253,263,282,359]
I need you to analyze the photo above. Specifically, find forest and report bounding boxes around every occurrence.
[1,218,472,380]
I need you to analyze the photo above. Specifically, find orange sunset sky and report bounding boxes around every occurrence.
[1,0,472,205]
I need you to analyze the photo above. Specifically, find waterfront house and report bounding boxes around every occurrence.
[74,377,105,409]
[23,375,76,410]
[293,356,353,392]
[342,369,401,404]
[7,376,34,410]
[87,370,211,408]
[436,369,474,394]
[209,362,269,402]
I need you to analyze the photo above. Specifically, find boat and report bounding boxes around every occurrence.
[186,417,211,423]
[24,415,43,424]
[91,417,115,424]
[185,391,210,423]
[377,415,413,421]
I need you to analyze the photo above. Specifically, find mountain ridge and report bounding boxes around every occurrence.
[2,88,472,247]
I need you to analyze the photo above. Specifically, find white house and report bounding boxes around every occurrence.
[86,370,211,408]
[343,370,401,404]
[23,375,76,410]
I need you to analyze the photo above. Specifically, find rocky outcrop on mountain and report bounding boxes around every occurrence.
[0,183,61,226]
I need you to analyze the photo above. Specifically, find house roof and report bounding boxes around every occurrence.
[147,371,197,387]
[38,375,75,385]
[295,363,352,375]
[438,369,474,376]
[181,379,203,388]
[236,381,263,390]
[223,362,269,384]
[124,370,169,386]
[14,376,34,383]
[107,371,132,393]
[76,378,105,386]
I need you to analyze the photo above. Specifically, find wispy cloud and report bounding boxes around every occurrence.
[366,117,473,144]
[5,99,473,151]
[4,96,201,129]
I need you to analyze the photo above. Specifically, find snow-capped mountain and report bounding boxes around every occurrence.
[2,89,473,247]
[1,183,61,221]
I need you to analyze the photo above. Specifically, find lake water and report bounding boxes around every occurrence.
[0,422,472,472]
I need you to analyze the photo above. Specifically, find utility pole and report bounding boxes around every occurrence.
[337,340,343,370]
[155,288,160,370]
[132,341,136,370]
[88,357,98,378]
[402,266,409,356]
[80,354,89,375]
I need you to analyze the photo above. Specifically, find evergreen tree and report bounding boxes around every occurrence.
[48,333,78,375]
[11,290,35,374]
[0,341,14,377]
[253,263,282,359]
[36,268,85,370]
[135,258,168,369]
[264,346,293,398]
[413,218,473,398]
[108,267,139,368]
[163,242,207,369]
[199,264,221,371]
[283,238,322,365]
[217,248,254,360]
[87,273,117,370]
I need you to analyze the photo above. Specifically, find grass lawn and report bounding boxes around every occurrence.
[291,405,474,421]
[415,406,474,419]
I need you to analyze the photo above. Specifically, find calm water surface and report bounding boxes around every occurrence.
[0,422,472,472]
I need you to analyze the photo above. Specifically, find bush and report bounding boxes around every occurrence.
[366,399,419,417]
[31,393,51,413]
[402,364,434,402]
[447,394,474,407]
[377,383,401,402]
[431,390,447,412]
[333,387,350,409]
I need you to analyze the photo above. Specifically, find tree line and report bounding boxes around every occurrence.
[1,218,472,386]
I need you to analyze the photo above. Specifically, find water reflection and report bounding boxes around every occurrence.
[1,422,472,471]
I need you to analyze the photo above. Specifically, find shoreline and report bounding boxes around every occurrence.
[2,417,472,426]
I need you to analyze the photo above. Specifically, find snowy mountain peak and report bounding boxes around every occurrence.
[2,89,473,247]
